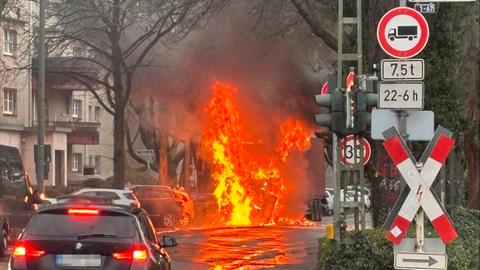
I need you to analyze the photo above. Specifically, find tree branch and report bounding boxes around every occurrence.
[291,0,337,51]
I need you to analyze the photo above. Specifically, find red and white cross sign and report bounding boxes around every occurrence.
[382,127,457,245]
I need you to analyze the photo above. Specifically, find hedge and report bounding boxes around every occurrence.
[318,207,480,270]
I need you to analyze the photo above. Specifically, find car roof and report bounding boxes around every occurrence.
[131,185,171,189]
[35,202,142,216]
[77,188,132,193]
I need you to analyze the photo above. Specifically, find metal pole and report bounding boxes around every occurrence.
[333,133,341,240]
[37,0,46,195]
[356,0,363,75]
[397,110,409,192]
[337,0,343,89]
[415,162,424,252]
[400,0,407,7]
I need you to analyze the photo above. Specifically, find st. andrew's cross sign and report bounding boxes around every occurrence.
[382,126,458,245]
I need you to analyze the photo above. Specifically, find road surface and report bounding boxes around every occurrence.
[162,225,326,270]
[0,224,326,270]
[0,214,370,269]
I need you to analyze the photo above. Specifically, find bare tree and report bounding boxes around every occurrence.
[43,0,225,188]
[247,0,337,51]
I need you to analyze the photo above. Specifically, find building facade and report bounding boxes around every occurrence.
[0,1,113,187]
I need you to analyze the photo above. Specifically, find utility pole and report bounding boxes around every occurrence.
[36,0,46,195]
[334,0,365,240]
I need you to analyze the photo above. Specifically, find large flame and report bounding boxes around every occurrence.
[202,81,311,226]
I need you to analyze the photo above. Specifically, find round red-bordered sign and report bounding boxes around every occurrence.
[339,135,371,165]
[377,7,429,59]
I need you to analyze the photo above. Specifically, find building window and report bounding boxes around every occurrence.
[3,29,17,55]
[72,153,82,172]
[94,106,101,122]
[95,155,101,174]
[3,88,16,115]
[72,99,81,118]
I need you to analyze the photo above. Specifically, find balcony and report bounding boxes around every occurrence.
[32,57,99,91]
[29,114,100,145]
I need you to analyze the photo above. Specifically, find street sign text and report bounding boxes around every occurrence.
[378,82,424,110]
[414,3,435,13]
[381,59,424,81]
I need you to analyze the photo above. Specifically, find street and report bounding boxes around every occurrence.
[0,214,372,270]
[163,225,325,270]
[0,223,328,270]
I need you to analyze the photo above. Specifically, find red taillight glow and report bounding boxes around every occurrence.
[112,247,147,262]
[130,201,140,208]
[68,209,99,215]
[13,246,26,257]
[13,243,46,258]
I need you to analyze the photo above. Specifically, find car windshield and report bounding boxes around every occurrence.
[26,213,137,237]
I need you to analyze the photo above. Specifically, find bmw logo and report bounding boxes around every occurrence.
[75,242,83,250]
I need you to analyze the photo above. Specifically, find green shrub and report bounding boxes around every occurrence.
[447,207,480,270]
[318,229,393,270]
[318,207,480,270]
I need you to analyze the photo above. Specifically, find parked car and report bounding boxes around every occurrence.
[325,187,371,211]
[130,186,184,228]
[72,188,141,208]
[170,188,195,223]
[0,144,38,257]
[9,200,177,270]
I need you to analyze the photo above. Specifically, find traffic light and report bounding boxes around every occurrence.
[355,75,378,133]
[314,90,345,133]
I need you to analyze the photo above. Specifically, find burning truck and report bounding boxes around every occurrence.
[201,81,313,226]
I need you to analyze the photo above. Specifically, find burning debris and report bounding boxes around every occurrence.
[202,81,312,226]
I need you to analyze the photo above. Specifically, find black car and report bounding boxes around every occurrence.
[8,201,177,270]
[130,186,184,228]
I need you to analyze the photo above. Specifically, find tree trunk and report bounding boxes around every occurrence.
[159,132,169,186]
[113,108,126,188]
[466,132,480,208]
[180,137,191,189]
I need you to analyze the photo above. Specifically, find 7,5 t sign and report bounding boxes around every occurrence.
[381,59,424,81]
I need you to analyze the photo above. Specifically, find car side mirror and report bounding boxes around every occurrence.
[161,235,177,248]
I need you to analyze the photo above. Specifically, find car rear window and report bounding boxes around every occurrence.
[134,189,173,199]
[26,213,137,237]
[123,192,136,200]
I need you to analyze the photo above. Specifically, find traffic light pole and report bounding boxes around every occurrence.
[36,0,46,195]
[333,0,366,241]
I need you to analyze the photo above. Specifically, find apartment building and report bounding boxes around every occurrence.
[0,1,113,186]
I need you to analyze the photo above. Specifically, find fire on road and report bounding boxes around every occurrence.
[162,225,325,270]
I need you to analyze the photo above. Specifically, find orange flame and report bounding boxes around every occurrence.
[202,81,311,225]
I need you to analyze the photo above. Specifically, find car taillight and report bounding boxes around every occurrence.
[130,201,140,208]
[112,246,147,262]
[13,242,46,258]
[68,209,99,215]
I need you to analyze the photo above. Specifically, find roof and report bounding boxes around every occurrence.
[75,188,133,193]
[130,185,171,189]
